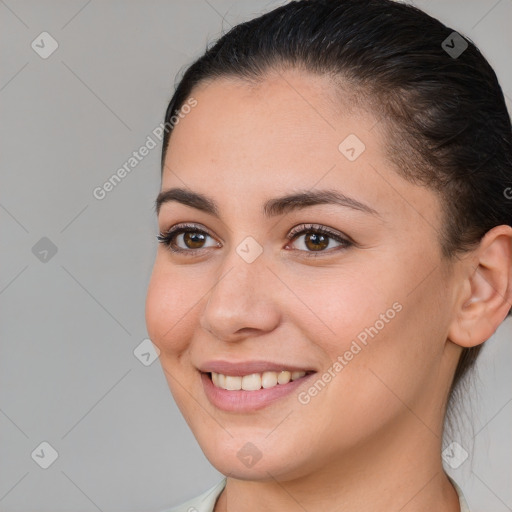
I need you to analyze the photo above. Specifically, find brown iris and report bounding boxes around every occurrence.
[304,232,329,251]
[183,231,206,249]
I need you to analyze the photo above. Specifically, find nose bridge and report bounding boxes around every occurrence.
[200,241,279,340]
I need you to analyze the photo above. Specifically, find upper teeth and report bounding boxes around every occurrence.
[211,370,307,391]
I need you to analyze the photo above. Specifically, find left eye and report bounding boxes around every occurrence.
[286,224,352,254]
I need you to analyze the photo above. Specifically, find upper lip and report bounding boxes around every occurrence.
[198,360,317,377]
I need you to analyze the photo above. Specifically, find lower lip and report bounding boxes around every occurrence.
[200,372,317,412]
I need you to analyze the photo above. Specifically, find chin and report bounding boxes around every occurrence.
[198,434,309,482]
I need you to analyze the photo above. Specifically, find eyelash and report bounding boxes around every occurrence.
[156,222,353,258]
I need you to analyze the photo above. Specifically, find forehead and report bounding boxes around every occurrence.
[165,72,376,184]
[170,70,359,148]
[162,71,442,232]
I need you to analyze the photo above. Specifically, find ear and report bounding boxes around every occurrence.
[448,225,512,348]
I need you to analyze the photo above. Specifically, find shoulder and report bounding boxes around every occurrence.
[447,475,471,512]
[160,478,227,512]
[160,476,469,511]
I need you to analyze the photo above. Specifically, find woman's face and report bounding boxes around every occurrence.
[145,69,461,480]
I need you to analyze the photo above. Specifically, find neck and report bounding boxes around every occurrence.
[214,413,461,512]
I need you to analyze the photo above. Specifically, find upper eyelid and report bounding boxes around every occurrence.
[162,222,214,237]
[287,223,348,239]
[161,222,343,235]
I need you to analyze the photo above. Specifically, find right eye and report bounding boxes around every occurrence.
[157,223,221,255]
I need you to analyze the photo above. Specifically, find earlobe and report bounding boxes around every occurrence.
[448,225,512,348]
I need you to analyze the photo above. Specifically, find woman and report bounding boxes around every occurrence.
[145,0,512,510]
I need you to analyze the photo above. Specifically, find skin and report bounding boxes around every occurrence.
[145,69,512,511]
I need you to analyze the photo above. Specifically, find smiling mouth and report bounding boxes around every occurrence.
[204,370,316,391]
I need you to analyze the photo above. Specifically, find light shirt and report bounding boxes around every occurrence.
[163,475,470,512]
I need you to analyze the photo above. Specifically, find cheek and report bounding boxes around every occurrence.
[145,263,204,416]
[291,265,400,357]
[295,260,418,393]
[317,262,449,424]
[145,259,200,355]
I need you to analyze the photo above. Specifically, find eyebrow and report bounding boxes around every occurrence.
[155,187,380,218]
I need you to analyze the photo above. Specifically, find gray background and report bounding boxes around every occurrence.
[1,0,511,510]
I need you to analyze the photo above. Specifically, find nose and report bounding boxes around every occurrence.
[199,248,281,342]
